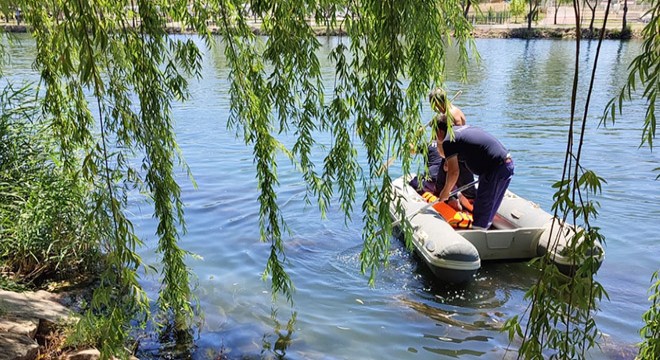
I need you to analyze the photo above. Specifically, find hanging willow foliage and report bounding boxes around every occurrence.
[639,270,660,359]
[603,0,658,151]
[16,0,207,355]
[502,2,614,359]
[2,0,475,355]
[603,1,660,358]
[209,0,477,297]
[1,0,658,359]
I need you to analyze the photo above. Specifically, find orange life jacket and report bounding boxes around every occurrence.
[421,192,474,229]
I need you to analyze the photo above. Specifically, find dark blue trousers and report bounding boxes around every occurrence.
[472,159,514,228]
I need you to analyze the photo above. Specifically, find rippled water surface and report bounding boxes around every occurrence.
[2,35,657,359]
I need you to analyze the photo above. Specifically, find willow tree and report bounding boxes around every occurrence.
[212,0,475,293]
[604,1,659,357]
[2,0,474,356]
[502,0,659,359]
[13,1,206,355]
[2,0,658,359]
[503,1,613,357]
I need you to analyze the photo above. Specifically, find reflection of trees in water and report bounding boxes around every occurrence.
[210,37,229,73]
[261,309,297,359]
[394,262,537,360]
[542,42,573,101]
[134,322,196,359]
[507,39,541,111]
[604,41,641,101]
[151,309,299,359]
[397,260,639,359]
[444,44,484,85]
[505,40,575,130]
[397,295,504,331]
[396,294,498,359]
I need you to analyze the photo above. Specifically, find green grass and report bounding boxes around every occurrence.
[0,273,27,292]
[1,84,102,289]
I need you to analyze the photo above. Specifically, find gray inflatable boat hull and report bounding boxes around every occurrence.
[390,177,605,283]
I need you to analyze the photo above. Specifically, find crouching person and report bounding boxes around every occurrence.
[433,114,514,229]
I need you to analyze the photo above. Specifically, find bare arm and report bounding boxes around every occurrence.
[450,106,467,126]
[438,156,460,202]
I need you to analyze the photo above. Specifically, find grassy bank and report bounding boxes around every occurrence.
[1,85,103,291]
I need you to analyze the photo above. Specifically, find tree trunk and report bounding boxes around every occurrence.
[554,5,559,25]
[622,0,628,32]
[585,0,596,33]
[527,1,533,29]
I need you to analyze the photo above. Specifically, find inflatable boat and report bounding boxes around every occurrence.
[389,176,605,283]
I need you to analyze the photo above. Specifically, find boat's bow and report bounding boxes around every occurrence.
[536,219,605,275]
[496,191,605,275]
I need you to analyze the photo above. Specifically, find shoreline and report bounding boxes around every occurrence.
[1,23,644,40]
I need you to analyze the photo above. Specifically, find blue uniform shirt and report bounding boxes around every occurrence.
[442,125,509,176]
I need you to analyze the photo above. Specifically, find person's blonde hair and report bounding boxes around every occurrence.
[428,88,446,111]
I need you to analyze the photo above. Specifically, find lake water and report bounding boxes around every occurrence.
[2,35,658,359]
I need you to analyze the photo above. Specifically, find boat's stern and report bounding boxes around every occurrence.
[390,177,481,283]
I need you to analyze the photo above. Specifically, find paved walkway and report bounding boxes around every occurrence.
[542,5,649,27]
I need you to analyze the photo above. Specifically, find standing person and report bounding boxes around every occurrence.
[433,114,514,229]
[15,8,22,26]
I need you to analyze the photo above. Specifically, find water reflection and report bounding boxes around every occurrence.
[508,40,543,111]
[134,321,197,360]
[260,310,297,359]
[144,308,299,359]
[399,260,539,320]
[397,296,502,332]
[389,257,541,358]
